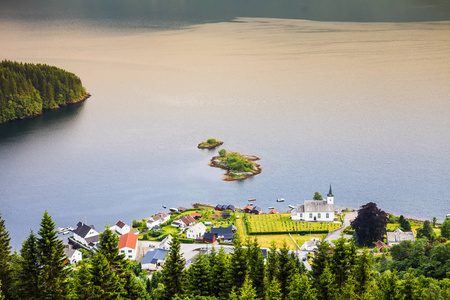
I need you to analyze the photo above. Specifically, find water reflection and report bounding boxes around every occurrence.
[0,102,86,141]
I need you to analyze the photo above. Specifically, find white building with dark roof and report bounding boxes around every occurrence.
[146,212,170,229]
[72,222,99,246]
[112,220,130,235]
[386,229,415,246]
[291,186,336,222]
[64,246,83,265]
[141,249,168,270]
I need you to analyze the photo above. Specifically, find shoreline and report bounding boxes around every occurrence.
[0,93,91,125]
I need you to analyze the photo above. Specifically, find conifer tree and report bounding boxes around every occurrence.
[211,247,231,300]
[266,241,279,283]
[73,260,95,299]
[161,235,186,299]
[311,240,331,283]
[37,210,70,299]
[330,237,357,288]
[354,250,374,296]
[98,227,125,273]
[441,218,450,239]
[188,253,211,297]
[276,241,294,299]
[90,251,125,299]
[238,275,257,300]
[267,278,282,300]
[123,269,148,300]
[17,231,40,300]
[246,238,266,299]
[0,213,11,299]
[287,273,317,300]
[340,275,358,299]
[315,266,338,300]
[207,246,217,269]
[230,237,247,290]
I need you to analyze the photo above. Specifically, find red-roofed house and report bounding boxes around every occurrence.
[375,240,390,253]
[269,209,278,214]
[191,213,203,220]
[244,206,254,214]
[119,232,139,260]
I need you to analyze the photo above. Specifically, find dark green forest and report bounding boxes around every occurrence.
[1,211,450,300]
[0,60,87,124]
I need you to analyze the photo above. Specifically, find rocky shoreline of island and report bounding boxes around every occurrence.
[209,153,262,181]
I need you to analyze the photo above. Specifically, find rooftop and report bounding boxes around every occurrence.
[118,232,138,249]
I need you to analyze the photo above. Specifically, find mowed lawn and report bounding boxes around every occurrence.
[245,213,341,234]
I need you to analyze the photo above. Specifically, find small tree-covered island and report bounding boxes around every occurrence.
[210,149,262,181]
[197,138,223,149]
[0,60,90,124]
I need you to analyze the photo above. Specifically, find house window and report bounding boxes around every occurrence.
[318,213,321,219]
[309,213,312,219]
[326,213,329,218]
[128,255,132,258]
[120,250,125,253]
[300,213,302,218]
[128,250,132,253]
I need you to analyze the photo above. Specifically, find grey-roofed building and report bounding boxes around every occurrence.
[291,186,336,222]
[386,229,415,246]
[211,225,234,242]
[141,249,168,270]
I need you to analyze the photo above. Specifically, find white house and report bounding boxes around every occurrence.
[72,222,99,246]
[146,212,170,229]
[186,222,207,239]
[112,220,131,235]
[386,229,415,246]
[141,249,168,271]
[291,187,336,222]
[300,238,321,251]
[64,246,83,264]
[119,232,139,260]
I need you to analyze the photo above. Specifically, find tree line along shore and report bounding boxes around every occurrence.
[0,60,89,124]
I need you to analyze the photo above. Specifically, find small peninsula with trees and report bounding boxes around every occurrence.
[210,149,262,181]
[197,138,223,149]
[0,60,89,124]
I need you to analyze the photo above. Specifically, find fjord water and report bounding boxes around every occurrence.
[1,0,450,248]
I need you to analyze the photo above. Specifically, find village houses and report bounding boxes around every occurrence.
[146,212,170,229]
[72,222,100,247]
[186,222,207,239]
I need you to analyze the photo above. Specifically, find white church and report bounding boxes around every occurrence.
[290,186,336,222]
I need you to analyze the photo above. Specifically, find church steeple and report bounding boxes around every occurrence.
[327,185,334,205]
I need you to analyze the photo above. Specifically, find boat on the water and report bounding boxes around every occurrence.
[162,205,167,209]
[288,205,295,209]
[169,207,178,212]
[248,198,256,201]
[277,198,285,202]
[268,206,274,209]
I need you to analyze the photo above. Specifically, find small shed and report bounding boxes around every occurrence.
[203,232,216,243]
[269,209,278,214]
[244,205,254,214]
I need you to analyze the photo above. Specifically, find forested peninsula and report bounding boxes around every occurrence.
[0,60,89,124]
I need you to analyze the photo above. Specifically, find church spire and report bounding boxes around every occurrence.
[328,184,333,197]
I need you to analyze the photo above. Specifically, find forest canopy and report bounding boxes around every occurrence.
[0,60,88,124]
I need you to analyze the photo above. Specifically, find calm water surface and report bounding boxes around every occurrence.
[1,1,450,249]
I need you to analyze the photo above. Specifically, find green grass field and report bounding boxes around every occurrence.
[245,213,341,234]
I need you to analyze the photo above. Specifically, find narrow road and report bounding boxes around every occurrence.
[325,211,357,242]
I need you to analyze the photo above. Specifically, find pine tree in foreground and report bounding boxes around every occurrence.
[90,251,125,300]
[17,231,40,299]
[37,210,70,299]
[287,273,317,300]
[160,234,186,300]
[0,212,11,298]
[73,260,95,299]
[230,237,248,290]
[211,247,231,300]
[188,253,211,297]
